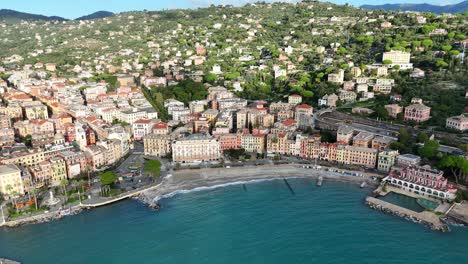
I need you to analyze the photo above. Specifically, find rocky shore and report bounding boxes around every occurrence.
[1,206,83,228]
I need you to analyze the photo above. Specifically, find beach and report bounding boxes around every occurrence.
[140,164,379,205]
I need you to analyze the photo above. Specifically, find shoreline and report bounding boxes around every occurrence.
[1,164,376,228]
[139,164,378,206]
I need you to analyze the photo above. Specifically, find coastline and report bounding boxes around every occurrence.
[139,164,378,206]
[1,164,377,228]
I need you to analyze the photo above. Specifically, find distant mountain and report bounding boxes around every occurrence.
[75,11,114,21]
[0,9,67,22]
[361,0,468,14]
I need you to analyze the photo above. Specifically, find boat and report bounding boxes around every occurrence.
[316,176,323,187]
[360,182,367,188]
[59,209,71,216]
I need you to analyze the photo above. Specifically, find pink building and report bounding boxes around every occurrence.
[386,166,457,200]
[217,133,241,151]
[404,103,431,123]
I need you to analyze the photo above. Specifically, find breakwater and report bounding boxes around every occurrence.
[365,196,449,232]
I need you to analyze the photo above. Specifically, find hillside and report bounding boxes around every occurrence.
[0,9,67,22]
[361,0,468,14]
[75,11,114,21]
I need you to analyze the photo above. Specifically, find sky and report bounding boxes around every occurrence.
[0,0,461,19]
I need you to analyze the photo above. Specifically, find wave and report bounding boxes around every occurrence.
[152,177,302,202]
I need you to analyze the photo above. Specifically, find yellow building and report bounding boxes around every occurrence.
[144,134,174,157]
[241,134,266,154]
[50,157,67,186]
[24,104,49,120]
[0,164,25,197]
[0,149,45,167]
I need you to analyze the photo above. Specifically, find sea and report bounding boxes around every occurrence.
[0,178,467,264]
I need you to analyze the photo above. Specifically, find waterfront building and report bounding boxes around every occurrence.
[385,165,457,200]
[49,156,67,186]
[144,134,174,157]
[172,134,221,163]
[404,103,431,123]
[446,114,468,131]
[377,150,398,172]
[396,154,421,168]
[336,145,378,167]
[217,133,242,151]
[241,133,266,154]
[0,164,25,197]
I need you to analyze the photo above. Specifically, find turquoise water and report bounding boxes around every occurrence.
[0,179,467,263]
[378,192,427,212]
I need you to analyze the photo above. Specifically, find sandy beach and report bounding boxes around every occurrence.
[141,164,380,205]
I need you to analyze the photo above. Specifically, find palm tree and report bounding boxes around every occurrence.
[60,178,69,202]
[78,179,86,193]
[30,186,39,210]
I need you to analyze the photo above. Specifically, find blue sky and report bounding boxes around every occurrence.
[0,0,460,19]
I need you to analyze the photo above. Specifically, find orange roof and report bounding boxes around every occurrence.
[153,122,168,129]
[134,119,152,124]
[282,119,297,126]
[296,104,312,109]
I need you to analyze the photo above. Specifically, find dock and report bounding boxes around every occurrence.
[365,196,448,232]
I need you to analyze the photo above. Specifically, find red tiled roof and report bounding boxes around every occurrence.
[296,104,312,109]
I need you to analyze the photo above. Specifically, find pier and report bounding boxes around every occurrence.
[365,196,448,231]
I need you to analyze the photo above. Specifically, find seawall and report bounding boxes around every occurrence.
[365,196,449,232]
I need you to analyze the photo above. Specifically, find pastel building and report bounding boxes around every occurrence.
[446,114,468,131]
[404,103,431,123]
[172,135,221,163]
[385,166,457,200]
[0,164,25,197]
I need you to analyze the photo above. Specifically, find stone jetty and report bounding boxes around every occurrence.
[365,196,449,232]
[0,258,21,264]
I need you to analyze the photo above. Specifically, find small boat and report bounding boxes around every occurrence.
[360,182,367,188]
[60,209,71,216]
[316,176,323,187]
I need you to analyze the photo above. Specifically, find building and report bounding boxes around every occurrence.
[295,104,313,129]
[371,136,394,151]
[385,166,457,200]
[337,125,354,144]
[217,133,241,151]
[328,70,344,84]
[385,104,403,118]
[132,119,157,141]
[353,132,374,148]
[172,135,221,163]
[336,145,378,167]
[318,94,338,107]
[288,94,302,104]
[377,150,398,172]
[382,50,413,69]
[396,154,421,168]
[0,164,25,197]
[23,104,49,120]
[446,114,468,131]
[49,156,67,186]
[241,133,266,154]
[144,134,173,157]
[404,103,431,123]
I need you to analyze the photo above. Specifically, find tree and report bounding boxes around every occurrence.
[439,155,468,184]
[100,171,117,186]
[60,178,69,202]
[30,186,39,210]
[418,140,440,159]
[383,59,392,65]
[204,73,217,83]
[416,132,429,143]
